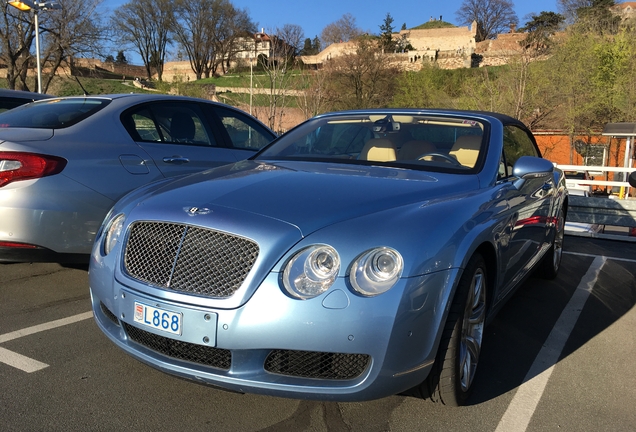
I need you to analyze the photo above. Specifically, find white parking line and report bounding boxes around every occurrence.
[495,256,606,432]
[0,311,93,373]
[564,250,636,263]
[0,347,49,373]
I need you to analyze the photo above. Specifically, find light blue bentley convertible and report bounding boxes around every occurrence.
[90,109,567,406]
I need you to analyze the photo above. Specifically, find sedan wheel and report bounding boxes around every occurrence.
[426,253,487,406]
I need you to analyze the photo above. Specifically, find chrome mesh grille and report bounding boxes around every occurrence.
[124,221,259,298]
[123,323,231,370]
[264,350,370,380]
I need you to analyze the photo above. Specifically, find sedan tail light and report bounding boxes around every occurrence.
[0,241,41,249]
[0,152,67,187]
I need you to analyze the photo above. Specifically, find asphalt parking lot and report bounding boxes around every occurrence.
[1,236,635,432]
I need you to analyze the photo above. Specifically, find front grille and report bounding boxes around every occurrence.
[100,302,119,326]
[123,323,231,370]
[264,350,370,380]
[124,222,259,298]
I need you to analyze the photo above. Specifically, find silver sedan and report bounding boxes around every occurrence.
[0,94,275,263]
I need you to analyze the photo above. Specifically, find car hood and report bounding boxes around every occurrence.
[134,160,480,236]
[0,128,53,143]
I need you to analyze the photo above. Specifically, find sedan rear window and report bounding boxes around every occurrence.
[0,98,110,129]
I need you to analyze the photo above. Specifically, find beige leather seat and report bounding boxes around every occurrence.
[449,135,482,167]
[398,140,436,160]
[359,138,397,162]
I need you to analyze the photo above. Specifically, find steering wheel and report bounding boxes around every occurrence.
[418,152,462,166]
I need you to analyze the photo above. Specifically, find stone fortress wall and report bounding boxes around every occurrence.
[299,22,478,72]
[297,20,525,72]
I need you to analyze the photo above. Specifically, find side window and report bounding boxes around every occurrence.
[501,125,539,178]
[127,109,159,141]
[0,98,29,113]
[155,104,215,146]
[123,103,217,146]
[213,106,274,150]
[498,153,510,180]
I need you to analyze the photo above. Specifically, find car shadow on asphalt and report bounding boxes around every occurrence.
[466,249,636,405]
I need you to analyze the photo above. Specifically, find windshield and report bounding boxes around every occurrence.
[257,113,486,172]
[0,98,110,129]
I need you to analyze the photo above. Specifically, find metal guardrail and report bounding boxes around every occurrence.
[557,164,636,241]
[556,164,634,195]
[566,196,636,242]
[558,164,633,186]
[567,196,636,226]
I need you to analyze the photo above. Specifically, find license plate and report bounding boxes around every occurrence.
[134,302,182,335]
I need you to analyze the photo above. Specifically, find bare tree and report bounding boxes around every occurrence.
[455,0,518,42]
[276,23,304,60]
[255,26,300,131]
[171,0,217,80]
[320,13,362,46]
[172,0,253,79]
[0,0,105,92]
[323,38,399,111]
[557,0,593,23]
[213,6,254,75]
[111,0,174,81]
[0,4,36,90]
[295,68,329,120]
[571,0,621,35]
[40,0,106,93]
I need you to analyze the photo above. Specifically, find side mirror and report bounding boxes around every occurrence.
[512,156,554,190]
[629,171,636,188]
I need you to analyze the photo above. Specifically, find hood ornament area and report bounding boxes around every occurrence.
[184,206,211,216]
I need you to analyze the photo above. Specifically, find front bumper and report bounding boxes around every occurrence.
[90,267,458,402]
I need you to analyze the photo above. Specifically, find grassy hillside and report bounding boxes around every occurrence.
[411,21,456,30]
[0,75,155,96]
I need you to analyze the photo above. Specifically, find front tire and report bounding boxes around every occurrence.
[426,253,488,406]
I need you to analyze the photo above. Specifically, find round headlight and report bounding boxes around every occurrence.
[282,245,340,299]
[350,247,403,296]
[103,213,125,256]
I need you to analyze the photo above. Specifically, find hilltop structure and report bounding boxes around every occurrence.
[296,21,534,71]
[299,21,479,71]
[610,1,636,19]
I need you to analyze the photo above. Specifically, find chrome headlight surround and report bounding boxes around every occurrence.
[282,245,340,299]
[350,247,403,296]
[103,213,125,256]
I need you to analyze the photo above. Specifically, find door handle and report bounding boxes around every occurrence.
[163,156,190,164]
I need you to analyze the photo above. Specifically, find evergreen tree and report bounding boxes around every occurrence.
[379,13,396,52]
[519,11,565,52]
[300,38,313,55]
[115,51,128,65]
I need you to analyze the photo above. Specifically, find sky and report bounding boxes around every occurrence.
[238,0,561,39]
[100,0,561,63]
